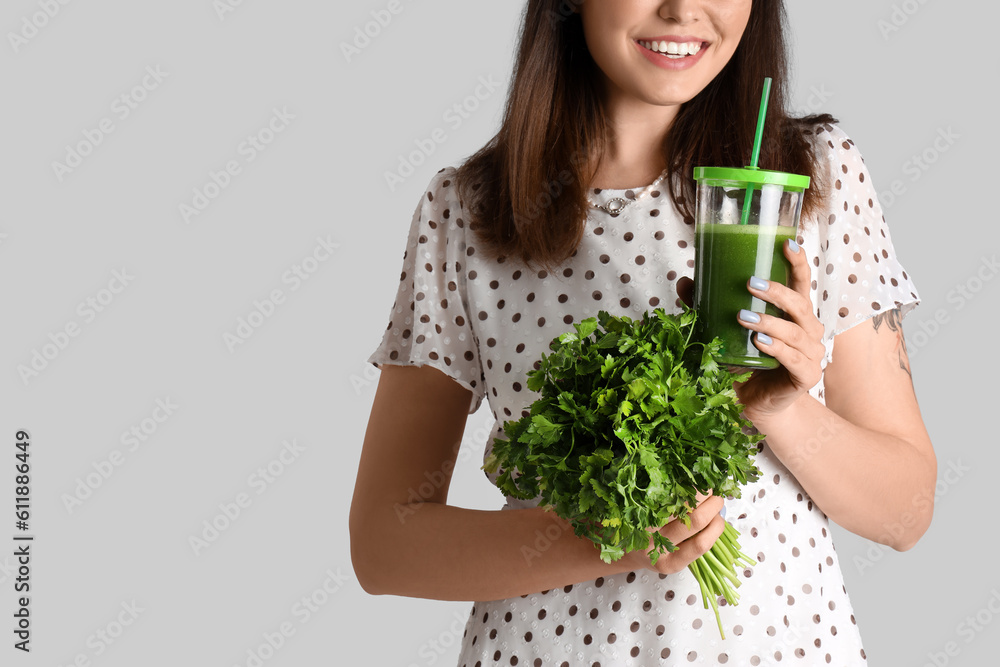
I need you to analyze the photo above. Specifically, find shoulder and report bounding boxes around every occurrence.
[415,164,468,218]
[797,120,870,179]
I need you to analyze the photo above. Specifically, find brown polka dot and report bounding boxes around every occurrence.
[635,255,646,265]
[630,646,640,658]
[838,307,849,318]
[620,273,631,283]
[607,633,616,643]
[848,274,857,284]
[592,290,602,300]
[599,254,610,264]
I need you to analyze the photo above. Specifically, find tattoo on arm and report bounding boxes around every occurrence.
[871,307,912,378]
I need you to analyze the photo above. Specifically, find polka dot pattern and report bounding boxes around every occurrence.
[368,126,911,665]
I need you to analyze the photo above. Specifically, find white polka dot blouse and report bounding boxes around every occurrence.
[368,122,920,666]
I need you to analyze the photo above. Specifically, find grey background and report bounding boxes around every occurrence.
[0,1,995,665]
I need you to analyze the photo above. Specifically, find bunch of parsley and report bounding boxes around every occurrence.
[483,306,763,638]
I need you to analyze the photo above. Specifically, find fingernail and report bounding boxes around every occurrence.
[719,505,727,520]
[738,309,761,324]
[788,239,801,253]
[756,332,773,345]
[749,276,770,291]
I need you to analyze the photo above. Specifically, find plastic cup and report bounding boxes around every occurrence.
[692,166,810,368]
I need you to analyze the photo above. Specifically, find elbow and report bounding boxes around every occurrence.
[890,515,931,552]
[349,506,386,596]
[889,449,938,552]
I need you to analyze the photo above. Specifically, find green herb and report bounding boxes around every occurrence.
[483,306,763,638]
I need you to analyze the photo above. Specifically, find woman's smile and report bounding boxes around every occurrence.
[633,36,710,71]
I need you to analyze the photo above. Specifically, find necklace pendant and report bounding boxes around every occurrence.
[605,197,628,214]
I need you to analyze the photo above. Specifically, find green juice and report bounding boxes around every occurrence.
[693,223,795,368]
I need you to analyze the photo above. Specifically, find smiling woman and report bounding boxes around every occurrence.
[352,1,935,665]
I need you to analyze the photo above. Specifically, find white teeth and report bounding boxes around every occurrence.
[639,40,702,57]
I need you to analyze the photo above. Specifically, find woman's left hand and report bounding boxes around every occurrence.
[731,238,826,422]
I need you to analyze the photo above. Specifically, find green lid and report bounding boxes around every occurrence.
[693,165,810,191]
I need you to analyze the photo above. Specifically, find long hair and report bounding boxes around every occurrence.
[454,0,837,274]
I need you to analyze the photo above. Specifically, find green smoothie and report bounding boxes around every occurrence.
[693,223,795,368]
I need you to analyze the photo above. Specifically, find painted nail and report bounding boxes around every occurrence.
[749,276,770,291]
[788,239,801,253]
[720,505,727,520]
[757,332,773,345]
[738,309,761,323]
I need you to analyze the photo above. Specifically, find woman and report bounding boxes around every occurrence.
[351,1,937,664]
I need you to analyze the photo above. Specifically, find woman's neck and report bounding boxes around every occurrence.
[591,90,680,190]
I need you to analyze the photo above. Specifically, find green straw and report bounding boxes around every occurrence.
[739,77,772,225]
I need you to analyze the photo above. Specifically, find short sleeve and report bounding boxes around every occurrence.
[807,124,921,363]
[366,168,487,414]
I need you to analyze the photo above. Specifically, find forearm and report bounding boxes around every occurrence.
[352,501,640,601]
[747,392,936,550]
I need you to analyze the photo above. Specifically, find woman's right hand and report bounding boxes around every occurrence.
[627,492,726,575]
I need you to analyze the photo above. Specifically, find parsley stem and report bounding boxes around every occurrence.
[705,550,739,587]
[690,559,711,611]
[713,531,738,567]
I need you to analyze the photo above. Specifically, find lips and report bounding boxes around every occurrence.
[634,39,710,70]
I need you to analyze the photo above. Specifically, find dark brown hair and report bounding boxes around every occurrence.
[454,0,837,274]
